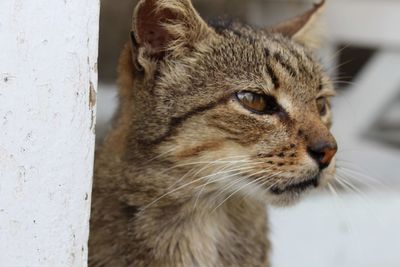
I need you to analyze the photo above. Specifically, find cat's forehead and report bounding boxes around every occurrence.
[203,21,325,98]
[209,18,311,53]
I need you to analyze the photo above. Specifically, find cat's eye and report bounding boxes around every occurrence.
[236,91,280,115]
[316,97,328,116]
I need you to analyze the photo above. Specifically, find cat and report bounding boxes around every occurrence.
[89,0,337,266]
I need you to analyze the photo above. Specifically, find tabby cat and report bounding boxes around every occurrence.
[89,0,337,266]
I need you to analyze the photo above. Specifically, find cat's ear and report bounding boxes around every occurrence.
[270,0,325,48]
[131,0,212,59]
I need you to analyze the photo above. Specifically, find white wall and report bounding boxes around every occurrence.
[327,0,400,48]
[0,1,99,266]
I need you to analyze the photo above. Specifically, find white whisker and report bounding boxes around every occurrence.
[211,170,282,213]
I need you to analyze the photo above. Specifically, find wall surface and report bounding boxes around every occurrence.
[0,0,99,266]
[327,0,400,48]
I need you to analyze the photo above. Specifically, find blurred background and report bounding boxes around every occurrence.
[96,0,400,266]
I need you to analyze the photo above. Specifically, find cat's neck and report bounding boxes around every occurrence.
[93,146,270,266]
[128,190,267,266]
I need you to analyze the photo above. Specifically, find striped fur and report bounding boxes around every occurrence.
[89,1,336,266]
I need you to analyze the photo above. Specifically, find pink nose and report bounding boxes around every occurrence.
[307,141,337,169]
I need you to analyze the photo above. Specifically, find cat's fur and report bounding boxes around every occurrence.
[89,0,337,266]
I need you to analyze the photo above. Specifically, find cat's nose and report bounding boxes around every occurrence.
[307,141,337,169]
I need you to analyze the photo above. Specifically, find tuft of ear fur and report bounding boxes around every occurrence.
[132,0,212,59]
[270,0,326,48]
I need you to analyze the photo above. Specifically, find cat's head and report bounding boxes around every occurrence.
[123,0,336,206]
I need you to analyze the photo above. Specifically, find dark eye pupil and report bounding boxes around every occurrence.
[264,95,280,112]
[236,91,280,115]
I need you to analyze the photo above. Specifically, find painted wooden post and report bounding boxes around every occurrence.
[0,0,99,266]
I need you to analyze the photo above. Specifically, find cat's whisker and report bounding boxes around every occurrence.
[335,174,383,222]
[336,148,368,153]
[211,169,271,201]
[327,182,339,200]
[336,174,365,195]
[209,171,261,207]
[211,171,283,213]
[143,146,178,164]
[261,172,285,190]
[335,158,357,165]
[198,163,272,188]
[336,165,381,182]
[331,80,356,87]
[327,182,355,234]
[165,160,257,205]
[336,166,389,190]
[167,158,244,191]
[320,79,357,88]
[240,173,270,201]
[209,172,258,202]
[261,175,281,190]
[332,74,354,79]
[335,174,384,225]
[325,58,353,75]
[192,162,267,189]
[334,174,360,194]
[139,175,213,212]
[335,176,380,217]
[141,161,266,212]
[321,43,350,67]
[336,174,382,214]
[192,163,265,209]
[243,172,283,201]
[191,162,263,186]
[210,175,267,213]
[157,156,251,182]
[162,155,250,169]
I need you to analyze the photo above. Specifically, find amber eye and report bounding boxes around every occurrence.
[236,91,280,114]
[316,97,328,116]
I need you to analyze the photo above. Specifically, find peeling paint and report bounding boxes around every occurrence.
[90,109,96,133]
[93,62,98,73]
[89,81,96,109]
[89,81,97,133]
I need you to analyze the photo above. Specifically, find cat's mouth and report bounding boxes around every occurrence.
[270,176,319,195]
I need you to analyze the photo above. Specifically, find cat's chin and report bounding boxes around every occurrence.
[264,188,313,207]
[264,168,336,207]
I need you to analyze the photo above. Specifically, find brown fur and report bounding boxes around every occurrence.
[89,0,336,266]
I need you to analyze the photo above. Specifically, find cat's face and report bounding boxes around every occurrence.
[130,0,336,206]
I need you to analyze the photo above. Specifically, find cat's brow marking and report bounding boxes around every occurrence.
[272,37,313,78]
[265,64,280,90]
[273,52,297,78]
[148,95,231,145]
[264,49,280,89]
